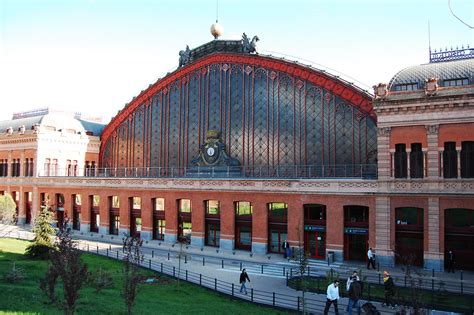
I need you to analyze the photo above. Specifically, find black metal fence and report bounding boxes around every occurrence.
[38,164,378,179]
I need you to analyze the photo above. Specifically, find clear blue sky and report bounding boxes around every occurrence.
[0,0,472,122]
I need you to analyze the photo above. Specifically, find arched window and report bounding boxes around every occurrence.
[410,143,423,178]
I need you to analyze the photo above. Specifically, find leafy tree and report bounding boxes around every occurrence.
[0,193,17,224]
[122,236,144,315]
[25,205,56,259]
[293,227,311,314]
[396,253,427,315]
[47,219,88,314]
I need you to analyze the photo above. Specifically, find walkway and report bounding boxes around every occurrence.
[1,223,470,314]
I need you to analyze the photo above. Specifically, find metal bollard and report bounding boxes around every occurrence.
[152,250,154,258]
[203,257,205,266]
[168,252,170,260]
[149,259,151,269]
[185,255,187,264]
[273,292,275,306]
[96,245,99,254]
[200,274,202,285]
[283,266,286,276]
[261,265,263,274]
[214,278,217,291]
[116,251,119,259]
[161,263,163,273]
[308,266,310,277]
[240,262,242,271]
[173,266,175,277]
[186,270,188,281]
[251,288,254,302]
[232,283,234,296]
[106,249,109,257]
[222,259,224,268]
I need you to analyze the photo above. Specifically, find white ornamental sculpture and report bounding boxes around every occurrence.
[373,83,388,99]
[425,77,439,96]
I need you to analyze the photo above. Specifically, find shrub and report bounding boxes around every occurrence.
[91,266,114,293]
[4,262,25,283]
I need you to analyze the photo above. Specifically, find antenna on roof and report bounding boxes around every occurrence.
[428,20,432,62]
[216,0,219,23]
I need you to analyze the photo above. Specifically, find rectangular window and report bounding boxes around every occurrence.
[179,199,191,213]
[206,200,220,215]
[410,143,424,178]
[132,197,141,210]
[268,202,288,217]
[182,222,192,242]
[461,141,474,178]
[74,194,82,206]
[155,219,165,240]
[394,83,418,91]
[443,142,457,178]
[111,196,120,208]
[394,144,407,178]
[443,78,469,87]
[396,207,423,226]
[236,201,252,216]
[110,215,120,235]
[155,198,165,211]
[92,195,100,207]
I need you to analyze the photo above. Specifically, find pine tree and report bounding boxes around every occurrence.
[25,206,56,259]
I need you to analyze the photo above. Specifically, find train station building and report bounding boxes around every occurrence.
[1,33,473,271]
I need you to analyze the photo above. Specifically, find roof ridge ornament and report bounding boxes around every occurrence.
[242,33,259,54]
[178,45,191,67]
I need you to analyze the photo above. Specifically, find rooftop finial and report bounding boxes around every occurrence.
[210,0,223,39]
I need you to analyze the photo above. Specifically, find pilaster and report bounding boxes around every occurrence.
[425,125,439,178]
[425,197,443,271]
[377,127,391,180]
[375,196,394,267]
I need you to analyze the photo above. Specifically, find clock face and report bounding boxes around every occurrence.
[207,147,215,157]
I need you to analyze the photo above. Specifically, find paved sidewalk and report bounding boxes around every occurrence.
[1,223,470,314]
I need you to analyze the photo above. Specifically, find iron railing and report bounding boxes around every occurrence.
[37,164,378,179]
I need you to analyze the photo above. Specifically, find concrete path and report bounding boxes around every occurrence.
[1,223,469,314]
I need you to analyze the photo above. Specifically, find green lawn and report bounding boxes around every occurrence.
[0,238,291,315]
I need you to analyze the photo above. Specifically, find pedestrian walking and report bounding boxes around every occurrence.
[367,247,376,270]
[382,271,396,309]
[347,276,362,315]
[282,240,289,259]
[239,268,250,294]
[346,271,360,292]
[446,250,455,273]
[324,279,340,315]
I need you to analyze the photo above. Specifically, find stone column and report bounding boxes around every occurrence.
[439,149,444,177]
[140,193,154,241]
[375,196,394,266]
[164,194,177,243]
[456,148,461,178]
[118,193,130,236]
[32,186,40,223]
[99,194,109,236]
[191,197,205,247]
[377,127,391,180]
[406,149,411,179]
[326,201,344,262]
[287,198,303,250]
[80,193,91,233]
[20,150,25,177]
[219,195,235,251]
[425,125,439,178]
[251,199,268,254]
[17,186,26,224]
[425,197,443,271]
[7,151,12,177]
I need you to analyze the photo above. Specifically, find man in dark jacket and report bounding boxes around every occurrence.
[446,250,455,273]
[239,268,250,294]
[347,276,362,315]
[383,271,396,309]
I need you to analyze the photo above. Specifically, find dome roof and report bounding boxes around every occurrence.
[388,59,474,91]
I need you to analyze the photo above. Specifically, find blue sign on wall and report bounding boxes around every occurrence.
[344,228,368,235]
[304,225,326,232]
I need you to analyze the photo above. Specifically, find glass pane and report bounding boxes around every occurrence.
[155,198,165,211]
[74,194,82,205]
[95,214,100,229]
[317,233,325,257]
[112,196,119,208]
[239,227,252,245]
[180,199,191,213]
[132,197,141,210]
[269,202,287,217]
[236,201,252,216]
[207,200,220,214]
[270,231,279,252]
[93,195,100,207]
[135,217,142,232]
